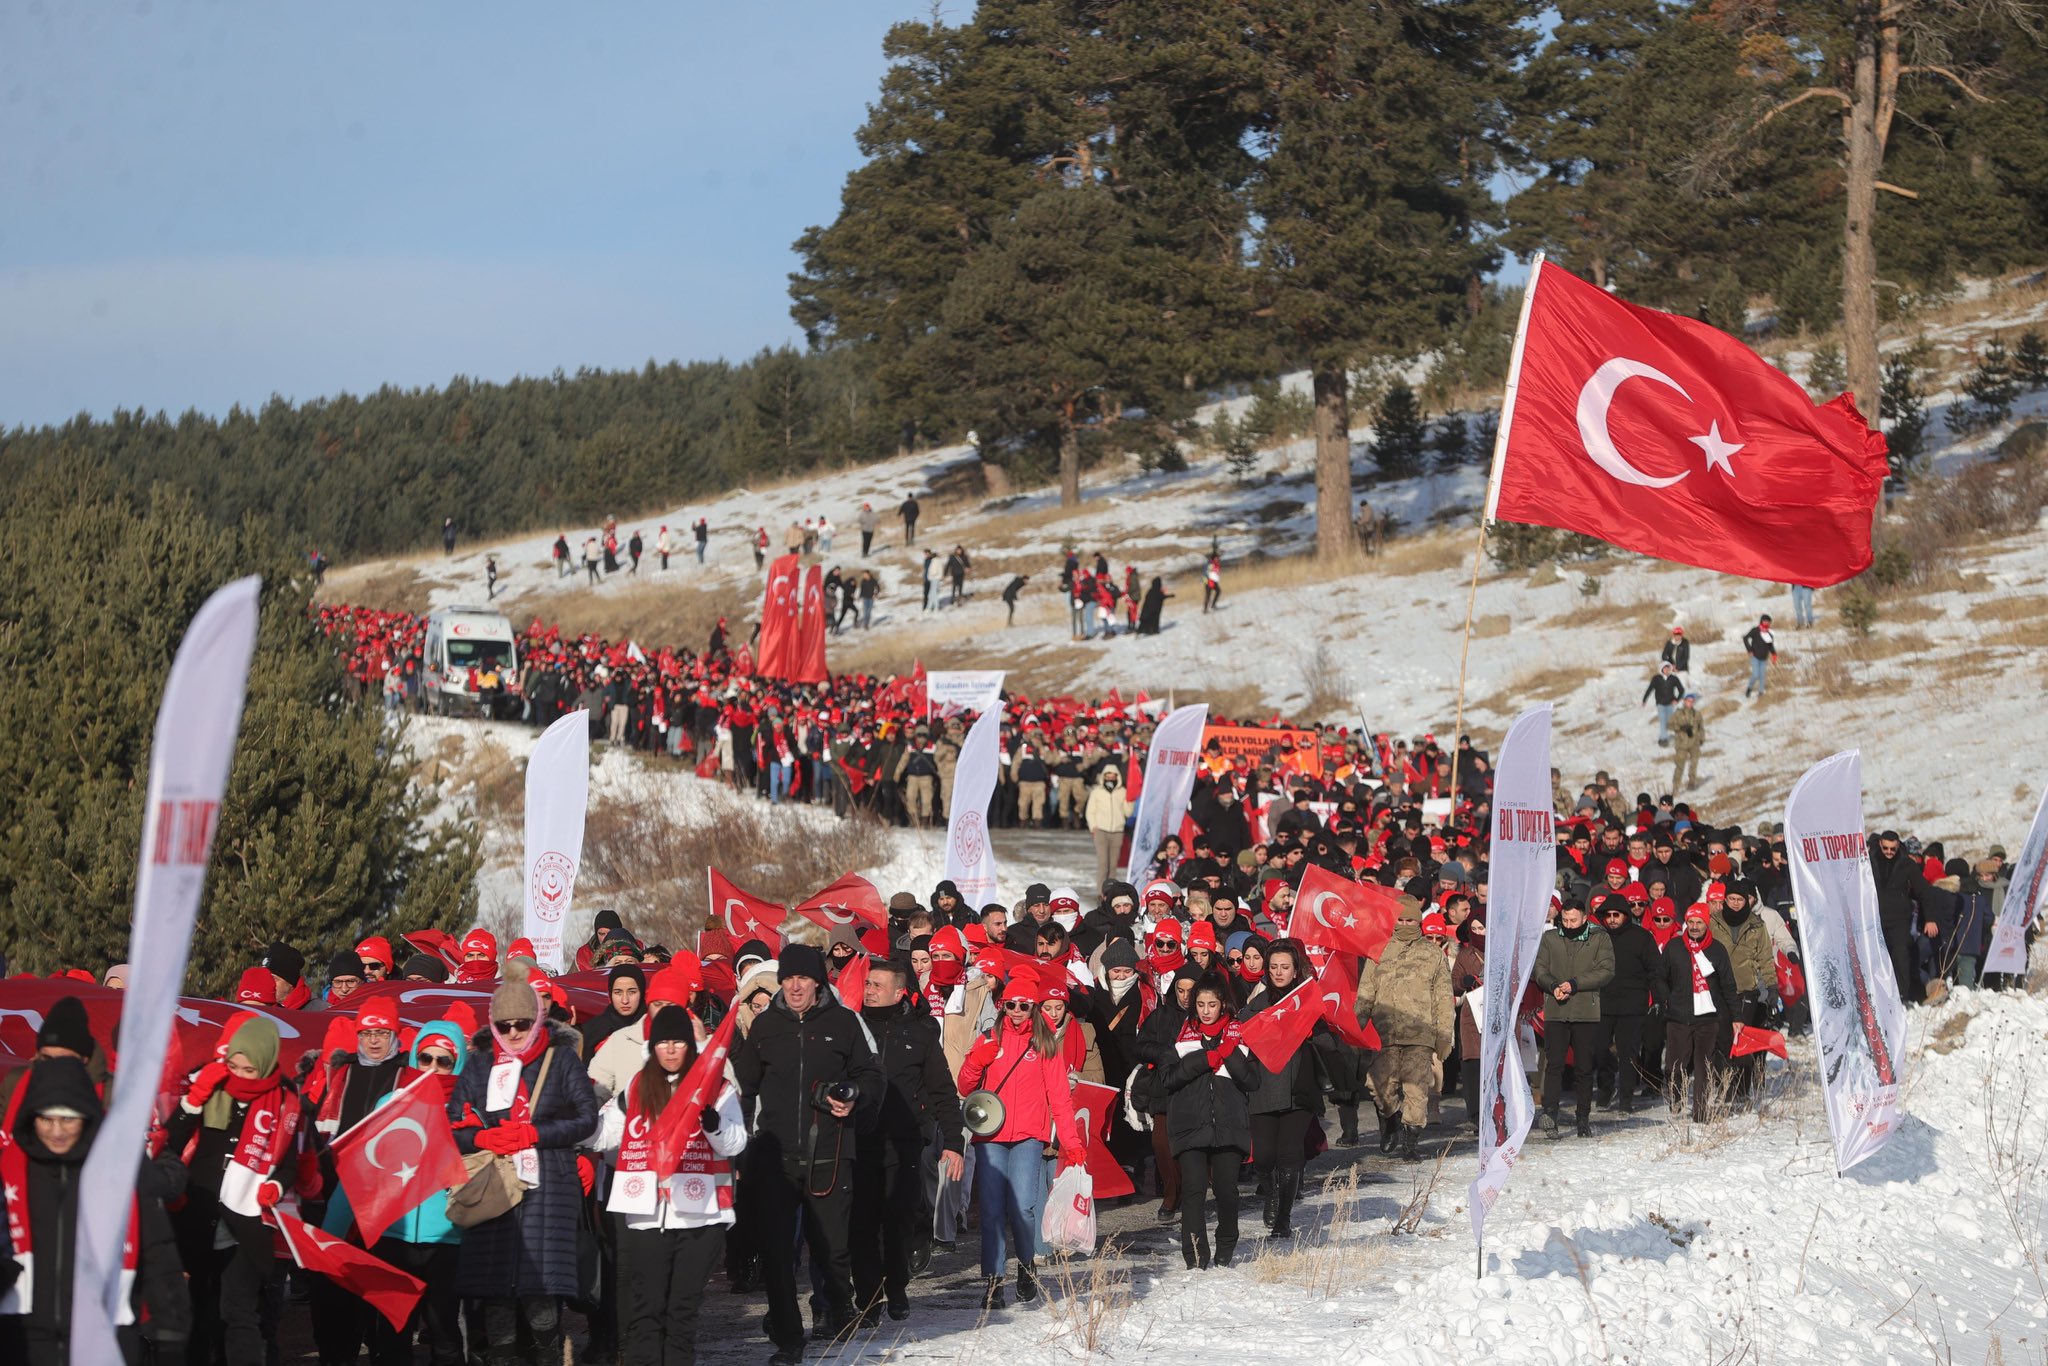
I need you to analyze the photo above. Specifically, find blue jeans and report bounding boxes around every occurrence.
[1748,657,1768,694]
[1791,584,1815,627]
[976,1139,1046,1277]
[769,760,792,803]
[695,542,705,564]
[1655,703,1674,742]
[810,758,832,801]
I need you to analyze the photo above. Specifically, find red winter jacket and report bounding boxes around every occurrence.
[956,1018,1079,1147]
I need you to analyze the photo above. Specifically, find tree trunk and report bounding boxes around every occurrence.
[981,456,1012,499]
[1842,3,1883,424]
[1313,364,1358,561]
[1058,406,1081,508]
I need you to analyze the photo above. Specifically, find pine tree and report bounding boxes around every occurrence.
[1879,349,1928,475]
[1428,413,1473,470]
[0,469,479,992]
[1807,344,1848,400]
[1370,382,1429,480]
[2013,331,2048,392]
[1249,0,1521,559]
[1962,339,2019,430]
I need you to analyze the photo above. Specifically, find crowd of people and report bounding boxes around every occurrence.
[4,720,2032,1365]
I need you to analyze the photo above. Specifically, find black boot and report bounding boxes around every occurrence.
[1337,1103,1360,1147]
[1271,1166,1301,1238]
[1182,1231,1211,1270]
[1575,1114,1593,1138]
[1263,1185,1277,1230]
[983,1276,1008,1311]
[1379,1111,1401,1153]
[1016,1261,1040,1304]
[1215,1233,1237,1268]
[1539,1107,1560,1138]
[1399,1126,1419,1161]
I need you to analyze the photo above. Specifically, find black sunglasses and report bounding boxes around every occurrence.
[420,1054,456,1071]
[1001,1000,1035,1012]
[497,1018,536,1033]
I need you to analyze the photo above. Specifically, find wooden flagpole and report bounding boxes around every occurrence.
[1447,252,1544,810]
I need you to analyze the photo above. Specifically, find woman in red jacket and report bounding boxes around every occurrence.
[956,976,1084,1309]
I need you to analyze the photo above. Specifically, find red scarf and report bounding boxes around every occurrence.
[1177,1015,1243,1070]
[0,1141,140,1322]
[1684,928,1717,1011]
[490,1021,549,1123]
[1145,944,1185,978]
[615,1074,731,1214]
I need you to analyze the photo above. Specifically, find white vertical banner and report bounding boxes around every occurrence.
[524,710,589,972]
[1984,784,2048,976]
[944,703,1004,905]
[1124,704,1208,881]
[1469,704,1553,1253]
[74,577,261,1366]
[1786,750,1906,1174]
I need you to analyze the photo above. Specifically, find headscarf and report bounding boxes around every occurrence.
[205,1016,282,1129]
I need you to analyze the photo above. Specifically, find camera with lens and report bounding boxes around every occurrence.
[811,1079,858,1111]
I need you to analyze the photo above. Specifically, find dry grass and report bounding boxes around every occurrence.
[322,561,433,615]
[1249,1166,1389,1295]
[410,728,523,819]
[1969,594,2048,625]
[577,789,885,945]
[1040,1241,1140,1354]
[1378,528,1479,578]
[529,576,758,654]
[1881,598,1949,625]
[1475,662,1597,715]
[1540,597,1675,639]
[1296,641,1355,716]
[1466,613,1511,639]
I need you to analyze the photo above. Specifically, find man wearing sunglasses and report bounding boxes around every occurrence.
[1595,897,1663,1114]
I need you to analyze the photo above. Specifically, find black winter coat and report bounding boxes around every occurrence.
[1084,978,1153,1089]
[1162,1027,1258,1155]
[1651,936,1737,1022]
[858,999,963,1154]
[1868,851,1927,928]
[1130,994,1190,1115]
[729,992,884,1173]
[449,1022,599,1299]
[1240,983,1325,1115]
[1601,921,1663,1017]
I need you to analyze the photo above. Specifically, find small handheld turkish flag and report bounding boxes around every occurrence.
[1239,985,1322,1072]
[269,1207,425,1330]
[1285,864,1401,962]
[792,872,888,933]
[1731,1024,1789,1060]
[1489,258,1889,587]
[1310,951,1383,1051]
[708,868,785,952]
[330,1073,468,1246]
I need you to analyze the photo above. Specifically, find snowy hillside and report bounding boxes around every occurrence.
[330,269,2048,852]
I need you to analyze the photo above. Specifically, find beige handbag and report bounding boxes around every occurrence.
[445,1047,555,1229]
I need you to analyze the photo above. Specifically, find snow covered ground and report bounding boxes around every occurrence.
[682,985,2048,1365]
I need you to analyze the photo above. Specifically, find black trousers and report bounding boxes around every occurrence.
[1881,917,1921,1004]
[850,1136,927,1313]
[383,1240,463,1366]
[1460,1058,1482,1129]
[617,1223,725,1366]
[1595,1013,1651,1102]
[1248,1110,1310,1232]
[748,1154,854,1350]
[1542,1018,1602,1119]
[176,1206,278,1366]
[1665,1017,1721,1121]
[482,1294,560,1366]
[1176,1147,1243,1267]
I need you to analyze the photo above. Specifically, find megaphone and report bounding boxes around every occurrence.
[963,1089,1006,1138]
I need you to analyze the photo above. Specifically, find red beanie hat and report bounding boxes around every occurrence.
[355,936,395,971]
[1188,921,1218,951]
[507,937,538,963]
[1421,911,1450,939]
[929,927,968,959]
[234,967,276,1004]
[460,928,498,961]
[356,998,400,1033]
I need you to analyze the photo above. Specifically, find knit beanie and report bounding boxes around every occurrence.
[490,960,542,1024]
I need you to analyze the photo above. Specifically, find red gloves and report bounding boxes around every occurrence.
[184,1061,228,1108]
[1205,1040,1235,1071]
[256,1180,283,1209]
[476,1122,538,1155]
[1058,1145,1086,1169]
[966,1036,1000,1073]
[577,1155,595,1196]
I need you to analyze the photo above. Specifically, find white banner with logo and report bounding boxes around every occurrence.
[944,702,1004,904]
[1124,704,1208,881]
[1985,783,2048,975]
[925,669,1006,718]
[1786,750,1906,1174]
[524,710,589,972]
[1469,704,1553,1252]
[74,577,261,1366]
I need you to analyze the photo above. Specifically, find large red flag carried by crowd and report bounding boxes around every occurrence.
[756,554,802,679]
[1489,258,1888,587]
[330,1073,468,1245]
[1286,864,1399,962]
[793,564,829,685]
[707,868,785,951]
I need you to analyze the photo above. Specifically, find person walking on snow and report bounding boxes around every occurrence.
[1741,615,1777,697]
[655,525,671,570]
[900,494,921,546]
[1643,663,1684,745]
[1789,582,1817,628]
[1532,899,1614,1138]
[1202,556,1221,613]
[694,517,709,564]
[1660,626,1690,676]
[858,503,879,557]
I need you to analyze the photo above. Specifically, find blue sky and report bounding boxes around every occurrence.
[0,2,914,426]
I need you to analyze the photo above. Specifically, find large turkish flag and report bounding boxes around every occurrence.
[1490,260,1889,587]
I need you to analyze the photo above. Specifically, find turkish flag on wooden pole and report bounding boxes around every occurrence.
[792,872,888,932]
[1487,258,1889,587]
[1285,864,1401,962]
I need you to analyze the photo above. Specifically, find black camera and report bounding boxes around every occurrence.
[811,1079,858,1110]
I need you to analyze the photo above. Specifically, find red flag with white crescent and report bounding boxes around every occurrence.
[329,1072,467,1245]
[268,1206,425,1331]
[792,872,888,933]
[651,1008,740,1179]
[707,868,785,951]
[1285,863,1400,962]
[1238,985,1321,1072]
[1490,259,1887,587]
[1070,1080,1135,1198]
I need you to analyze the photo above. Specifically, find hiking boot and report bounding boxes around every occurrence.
[1017,1262,1040,1304]
[1538,1108,1560,1138]
[1379,1112,1402,1153]
[983,1277,1008,1311]
[1575,1116,1593,1139]
[1399,1127,1419,1161]
[1263,1192,1277,1230]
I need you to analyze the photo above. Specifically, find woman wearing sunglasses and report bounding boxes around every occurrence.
[956,974,1085,1309]
[448,961,598,1366]
[320,1020,469,1364]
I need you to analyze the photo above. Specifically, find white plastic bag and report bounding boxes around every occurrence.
[1040,1162,1097,1254]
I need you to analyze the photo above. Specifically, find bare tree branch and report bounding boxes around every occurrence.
[1875,180,1921,198]
[1899,64,1995,101]
[1756,87,1851,128]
